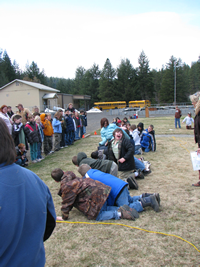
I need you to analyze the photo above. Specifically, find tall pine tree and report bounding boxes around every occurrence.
[98,58,116,101]
[137,51,154,100]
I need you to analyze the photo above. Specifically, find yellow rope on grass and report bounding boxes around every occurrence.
[56,220,200,253]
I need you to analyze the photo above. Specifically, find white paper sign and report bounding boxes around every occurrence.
[190,151,200,171]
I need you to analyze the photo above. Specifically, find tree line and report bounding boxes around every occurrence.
[1,49,200,107]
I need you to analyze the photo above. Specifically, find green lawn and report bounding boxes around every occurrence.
[27,117,199,267]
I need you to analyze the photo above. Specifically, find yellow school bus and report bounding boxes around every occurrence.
[94,101,127,110]
[128,100,151,108]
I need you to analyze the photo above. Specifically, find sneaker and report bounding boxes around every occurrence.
[127,176,138,190]
[118,205,138,220]
[143,169,151,176]
[32,160,37,163]
[40,157,45,160]
[60,147,64,149]
[36,158,42,162]
[64,145,68,148]
[136,169,144,179]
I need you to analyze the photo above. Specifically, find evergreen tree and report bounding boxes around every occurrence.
[151,67,164,104]
[190,57,200,94]
[160,56,176,103]
[0,50,9,87]
[24,61,46,84]
[137,51,154,100]
[98,58,116,101]
[73,66,86,94]
[116,58,137,104]
[2,50,16,82]
[160,56,189,104]
[83,63,101,106]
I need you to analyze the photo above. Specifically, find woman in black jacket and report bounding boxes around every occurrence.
[108,128,139,189]
[190,92,200,187]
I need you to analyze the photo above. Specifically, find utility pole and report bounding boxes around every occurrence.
[174,61,176,106]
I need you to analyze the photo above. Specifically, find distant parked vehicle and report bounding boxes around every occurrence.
[87,108,102,113]
[94,101,126,110]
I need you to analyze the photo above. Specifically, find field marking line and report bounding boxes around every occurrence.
[172,136,191,153]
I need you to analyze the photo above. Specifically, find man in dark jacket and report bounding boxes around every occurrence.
[64,110,75,145]
[72,152,118,177]
[51,169,139,221]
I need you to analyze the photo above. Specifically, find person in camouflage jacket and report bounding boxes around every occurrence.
[51,169,139,221]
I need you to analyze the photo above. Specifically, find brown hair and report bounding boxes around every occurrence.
[100,118,109,128]
[78,164,91,176]
[54,111,62,119]
[18,143,25,149]
[0,118,16,165]
[72,156,78,165]
[51,168,64,182]
[112,128,123,137]
[130,124,136,130]
[0,105,7,112]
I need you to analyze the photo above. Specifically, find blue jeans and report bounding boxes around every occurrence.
[80,127,84,138]
[115,186,143,212]
[75,127,80,140]
[175,118,181,128]
[83,126,86,134]
[65,131,74,145]
[30,143,38,161]
[37,142,42,159]
[96,200,120,221]
[15,158,27,166]
[135,145,141,155]
[134,157,145,171]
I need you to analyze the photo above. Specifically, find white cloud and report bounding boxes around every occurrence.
[1,6,200,78]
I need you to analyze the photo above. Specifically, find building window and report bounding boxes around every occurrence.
[16,82,19,86]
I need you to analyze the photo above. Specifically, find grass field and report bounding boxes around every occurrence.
[27,116,200,266]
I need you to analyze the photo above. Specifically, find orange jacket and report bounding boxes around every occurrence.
[40,113,54,136]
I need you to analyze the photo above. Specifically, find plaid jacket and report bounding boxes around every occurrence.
[58,172,111,220]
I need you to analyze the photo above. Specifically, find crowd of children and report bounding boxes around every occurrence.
[1,103,88,166]
[112,117,156,154]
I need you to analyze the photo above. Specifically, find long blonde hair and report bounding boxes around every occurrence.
[189,92,200,115]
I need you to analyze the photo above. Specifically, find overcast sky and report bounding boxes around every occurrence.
[1,0,200,79]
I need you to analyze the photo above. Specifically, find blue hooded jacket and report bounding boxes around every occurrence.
[87,169,127,206]
[0,163,56,267]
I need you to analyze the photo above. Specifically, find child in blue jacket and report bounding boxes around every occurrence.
[140,125,156,152]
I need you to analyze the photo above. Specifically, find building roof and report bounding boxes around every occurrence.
[0,79,60,92]
[43,93,58,99]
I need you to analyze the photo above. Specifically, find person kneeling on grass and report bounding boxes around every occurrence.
[51,168,139,221]
[78,164,160,214]
[72,152,118,178]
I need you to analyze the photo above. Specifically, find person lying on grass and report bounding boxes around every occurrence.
[51,168,139,221]
[72,152,118,177]
[77,164,160,214]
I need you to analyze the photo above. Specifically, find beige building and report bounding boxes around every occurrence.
[0,79,91,112]
[0,79,60,112]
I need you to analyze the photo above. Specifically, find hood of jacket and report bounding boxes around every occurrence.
[40,113,46,123]
[77,152,87,165]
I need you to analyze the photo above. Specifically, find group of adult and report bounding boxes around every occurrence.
[0,103,32,133]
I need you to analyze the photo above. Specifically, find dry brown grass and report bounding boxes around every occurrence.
[27,117,200,266]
